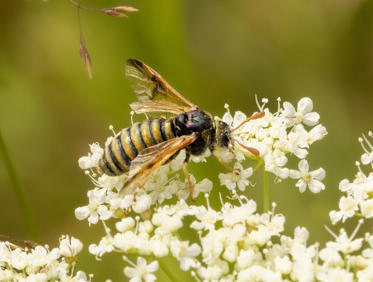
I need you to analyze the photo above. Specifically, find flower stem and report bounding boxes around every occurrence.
[253,160,263,173]
[0,130,39,240]
[262,167,270,212]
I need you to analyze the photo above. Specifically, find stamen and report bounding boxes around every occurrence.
[109,125,116,136]
[205,193,211,209]
[362,133,373,151]
[191,271,201,282]
[255,94,261,111]
[130,111,135,125]
[276,97,281,115]
[232,190,243,205]
[351,219,364,240]
[135,216,140,235]
[219,192,224,207]
[144,112,149,120]
[89,168,97,178]
[324,225,338,239]
[355,161,364,174]
[359,137,370,153]
[271,202,277,215]
[101,220,111,236]
[122,255,136,267]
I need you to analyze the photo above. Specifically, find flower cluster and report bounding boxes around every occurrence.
[0,235,90,281]
[73,97,340,281]
[77,97,328,226]
[79,195,373,282]
[330,132,373,224]
[220,97,327,193]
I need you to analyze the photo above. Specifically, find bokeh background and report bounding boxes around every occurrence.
[1,0,373,280]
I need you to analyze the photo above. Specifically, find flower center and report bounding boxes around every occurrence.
[303,173,312,183]
[293,112,304,124]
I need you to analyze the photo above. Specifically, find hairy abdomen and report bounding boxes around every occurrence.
[98,118,175,176]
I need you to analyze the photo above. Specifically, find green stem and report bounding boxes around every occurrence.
[158,258,178,282]
[0,130,39,240]
[262,167,269,212]
[253,160,263,173]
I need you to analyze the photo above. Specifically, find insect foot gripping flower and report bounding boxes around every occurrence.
[0,236,91,281]
[330,132,373,224]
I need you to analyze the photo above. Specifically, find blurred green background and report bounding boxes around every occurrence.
[1,0,373,280]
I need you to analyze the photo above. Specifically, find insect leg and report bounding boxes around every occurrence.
[182,162,195,202]
[214,152,240,175]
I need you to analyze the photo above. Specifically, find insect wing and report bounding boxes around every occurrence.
[126,59,197,114]
[119,133,197,197]
[130,100,185,115]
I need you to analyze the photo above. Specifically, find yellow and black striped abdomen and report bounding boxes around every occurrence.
[98,118,176,176]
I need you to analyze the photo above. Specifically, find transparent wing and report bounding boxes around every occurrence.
[130,100,184,115]
[119,133,197,197]
[126,58,197,114]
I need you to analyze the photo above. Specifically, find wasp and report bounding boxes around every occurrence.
[97,59,264,199]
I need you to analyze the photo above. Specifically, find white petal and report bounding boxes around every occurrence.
[137,256,147,267]
[144,274,157,282]
[283,102,296,115]
[88,213,99,225]
[98,205,112,220]
[232,111,247,128]
[78,156,94,169]
[147,260,159,272]
[222,112,233,126]
[298,159,309,172]
[289,170,301,179]
[309,180,325,193]
[296,179,307,193]
[310,168,326,180]
[129,277,141,282]
[297,97,313,114]
[293,148,308,159]
[75,206,90,220]
[329,210,342,225]
[303,112,320,126]
[123,266,136,278]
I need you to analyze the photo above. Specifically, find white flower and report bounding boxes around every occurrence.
[78,143,104,169]
[59,235,83,257]
[290,159,325,193]
[274,256,292,274]
[329,196,358,224]
[317,268,354,282]
[132,193,152,214]
[170,240,201,271]
[219,163,253,191]
[116,217,136,233]
[89,236,114,258]
[282,97,320,126]
[75,188,112,225]
[361,198,373,218]
[123,257,159,282]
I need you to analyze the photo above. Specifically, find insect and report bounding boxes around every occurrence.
[0,235,38,250]
[97,59,264,199]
